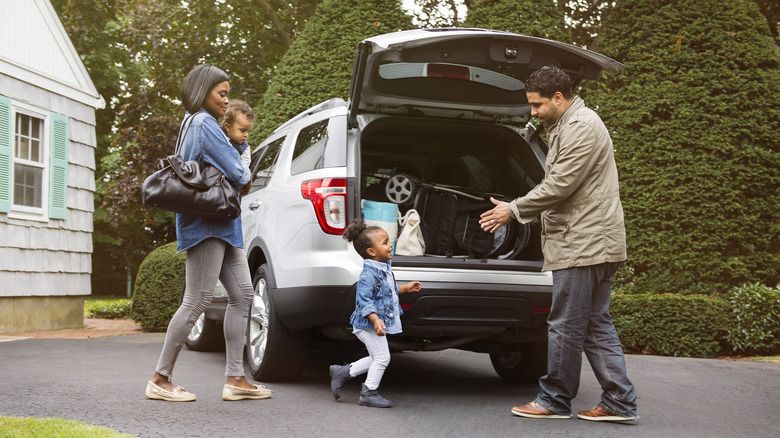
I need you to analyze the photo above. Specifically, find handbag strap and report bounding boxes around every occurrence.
[174,112,200,156]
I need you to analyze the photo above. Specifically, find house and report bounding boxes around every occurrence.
[0,0,104,332]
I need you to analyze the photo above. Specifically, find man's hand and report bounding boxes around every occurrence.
[479,197,511,233]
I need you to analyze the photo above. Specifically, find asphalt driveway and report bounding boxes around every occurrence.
[0,333,778,437]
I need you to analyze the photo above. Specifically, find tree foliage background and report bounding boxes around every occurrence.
[51,0,779,296]
[53,0,318,294]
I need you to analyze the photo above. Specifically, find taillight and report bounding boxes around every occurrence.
[301,178,347,235]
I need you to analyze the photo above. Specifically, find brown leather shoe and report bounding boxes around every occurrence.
[511,401,571,419]
[577,405,638,422]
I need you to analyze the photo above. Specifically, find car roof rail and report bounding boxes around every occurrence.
[272,97,347,134]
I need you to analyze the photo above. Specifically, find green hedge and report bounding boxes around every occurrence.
[85,298,132,319]
[611,293,734,357]
[131,242,185,332]
[610,284,780,357]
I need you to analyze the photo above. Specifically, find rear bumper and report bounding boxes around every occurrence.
[399,282,551,329]
[273,280,551,332]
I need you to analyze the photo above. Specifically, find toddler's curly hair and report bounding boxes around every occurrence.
[343,218,381,260]
[224,99,255,125]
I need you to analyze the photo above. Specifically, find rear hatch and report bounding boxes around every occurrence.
[349,28,623,268]
[348,28,623,128]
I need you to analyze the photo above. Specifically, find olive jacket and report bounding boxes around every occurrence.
[507,97,627,271]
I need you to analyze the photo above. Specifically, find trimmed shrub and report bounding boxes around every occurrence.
[610,293,734,357]
[85,299,132,319]
[727,283,780,355]
[463,0,571,43]
[251,0,415,143]
[131,242,185,332]
[586,0,780,295]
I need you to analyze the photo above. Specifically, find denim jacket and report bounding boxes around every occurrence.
[175,111,252,253]
[350,259,403,334]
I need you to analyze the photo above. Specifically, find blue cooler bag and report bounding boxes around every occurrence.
[361,200,399,254]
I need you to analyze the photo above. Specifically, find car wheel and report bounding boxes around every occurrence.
[489,342,548,382]
[180,281,225,352]
[246,264,310,381]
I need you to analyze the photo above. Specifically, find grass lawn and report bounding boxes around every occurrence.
[0,416,134,437]
[749,355,780,363]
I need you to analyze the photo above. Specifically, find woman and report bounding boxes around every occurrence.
[145,64,271,402]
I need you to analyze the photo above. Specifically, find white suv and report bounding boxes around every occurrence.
[184,28,623,382]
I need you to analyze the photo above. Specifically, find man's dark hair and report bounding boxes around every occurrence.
[525,66,573,100]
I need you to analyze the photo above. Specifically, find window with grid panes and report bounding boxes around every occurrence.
[13,113,45,208]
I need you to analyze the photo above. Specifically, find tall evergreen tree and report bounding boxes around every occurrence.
[587,0,780,294]
[463,0,571,43]
[252,0,415,142]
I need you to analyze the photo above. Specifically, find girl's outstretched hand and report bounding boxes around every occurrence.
[400,281,422,294]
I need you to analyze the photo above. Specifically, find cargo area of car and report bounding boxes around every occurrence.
[357,115,545,267]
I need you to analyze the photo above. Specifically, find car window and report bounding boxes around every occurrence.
[290,115,347,175]
[250,136,285,191]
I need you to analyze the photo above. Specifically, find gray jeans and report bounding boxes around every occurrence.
[535,262,638,418]
[155,238,252,378]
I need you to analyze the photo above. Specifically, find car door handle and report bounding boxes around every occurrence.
[248,201,260,210]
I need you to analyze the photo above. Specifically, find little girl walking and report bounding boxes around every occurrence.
[329,218,422,408]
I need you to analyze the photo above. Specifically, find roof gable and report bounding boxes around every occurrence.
[0,0,104,109]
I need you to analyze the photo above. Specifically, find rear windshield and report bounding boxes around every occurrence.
[372,61,529,106]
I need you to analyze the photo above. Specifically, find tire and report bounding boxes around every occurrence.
[245,264,310,381]
[180,280,225,352]
[489,342,548,382]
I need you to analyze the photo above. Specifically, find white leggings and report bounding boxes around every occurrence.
[351,329,391,390]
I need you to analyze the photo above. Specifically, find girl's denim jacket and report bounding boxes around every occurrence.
[175,110,251,253]
[350,259,403,334]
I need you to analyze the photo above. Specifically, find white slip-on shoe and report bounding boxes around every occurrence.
[145,380,196,402]
[222,383,273,401]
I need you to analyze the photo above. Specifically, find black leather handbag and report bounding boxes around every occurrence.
[141,113,241,220]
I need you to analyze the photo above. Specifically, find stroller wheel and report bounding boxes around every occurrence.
[385,173,416,204]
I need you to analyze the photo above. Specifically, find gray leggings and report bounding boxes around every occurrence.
[155,238,253,378]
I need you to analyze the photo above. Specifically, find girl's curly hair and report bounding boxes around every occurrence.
[343,218,381,259]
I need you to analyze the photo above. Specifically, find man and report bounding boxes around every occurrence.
[480,65,638,422]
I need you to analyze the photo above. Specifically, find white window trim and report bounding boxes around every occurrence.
[8,100,49,222]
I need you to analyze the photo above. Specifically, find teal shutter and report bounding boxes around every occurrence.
[0,95,11,213]
[49,112,69,220]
